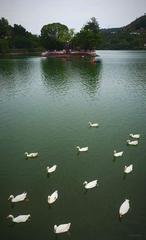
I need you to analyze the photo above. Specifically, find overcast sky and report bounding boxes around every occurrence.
[0,0,146,34]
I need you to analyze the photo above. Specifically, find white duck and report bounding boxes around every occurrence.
[127,140,138,145]
[8,192,27,203]
[46,165,57,173]
[7,214,31,223]
[83,180,98,189]
[88,121,99,127]
[25,152,38,158]
[76,146,88,152]
[129,133,140,139]
[119,199,130,218]
[48,190,58,204]
[114,150,123,157]
[124,164,133,174]
[54,223,71,234]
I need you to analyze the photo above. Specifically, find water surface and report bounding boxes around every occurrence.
[0,51,146,240]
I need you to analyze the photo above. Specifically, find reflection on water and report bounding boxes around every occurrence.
[0,58,41,100]
[0,60,18,94]
[41,58,70,94]
[41,57,101,96]
[0,51,146,240]
[71,58,102,95]
[41,58,68,80]
[0,57,102,99]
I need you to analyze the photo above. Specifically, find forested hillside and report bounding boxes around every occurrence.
[0,15,146,54]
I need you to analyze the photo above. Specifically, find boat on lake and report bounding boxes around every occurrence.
[41,50,98,58]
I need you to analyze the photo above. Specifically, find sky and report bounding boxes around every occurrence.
[0,0,146,35]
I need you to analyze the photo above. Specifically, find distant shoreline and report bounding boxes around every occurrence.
[0,51,42,56]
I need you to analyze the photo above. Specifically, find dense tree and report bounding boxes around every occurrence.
[100,30,145,50]
[0,39,9,53]
[13,24,26,35]
[0,18,11,52]
[72,17,101,50]
[0,17,42,53]
[41,23,74,50]
[83,17,99,33]
[0,17,11,38]
[1,15,146,54]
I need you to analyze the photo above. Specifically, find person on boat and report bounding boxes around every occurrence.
[65,41,71,54]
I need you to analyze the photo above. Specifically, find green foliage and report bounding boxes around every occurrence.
[1,15,146,53]
[101,15,146,50]
[41,23,74,50]
[72,17,101,50]
[11,24,41,50]
[101,31,145,50]
[83,17,99,33]
[13,24,26,35]
[0,17,11,38]
[0,39,9,53]
[0,17,42,53]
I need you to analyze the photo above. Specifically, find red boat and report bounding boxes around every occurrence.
[41,50,97,58]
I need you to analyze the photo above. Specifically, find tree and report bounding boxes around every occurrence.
[72,17,101,50]
[41,23,74,50]
[13,24,26,35]
[8,24,41,50]
[0,39,9,53]
[83,17,99,33]
[0,17,11,38]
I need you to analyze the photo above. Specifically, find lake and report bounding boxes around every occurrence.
[0,50,146,240]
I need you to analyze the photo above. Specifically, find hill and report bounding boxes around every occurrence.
[100,15,146,50]
[124,14,146,32]
[101,14,146,34]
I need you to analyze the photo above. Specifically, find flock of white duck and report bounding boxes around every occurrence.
[114,133,140,218]
[7,122,140,234]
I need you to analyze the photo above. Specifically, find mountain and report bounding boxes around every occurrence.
[123,14,146,32]
[101,14,146,33]
[100,15,146,50]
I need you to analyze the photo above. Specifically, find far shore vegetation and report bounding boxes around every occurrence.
[0,15,146,54]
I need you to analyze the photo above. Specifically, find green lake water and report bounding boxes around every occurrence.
[0,50,146,240]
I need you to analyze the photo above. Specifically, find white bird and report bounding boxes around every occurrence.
[127,140,138,145]
[83,180,98,189]
[8,192,27,203]
[7,214,31,223]
[25,152,38,158]
[88,121,99,127]
[76,146,88,152]
[124,164,133,174]
[54,223,71,234]
[114,150,123,157]
[119,199,130,218]
[129,133,140,139]
[46,165,57,173]
[48,190,58,204]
